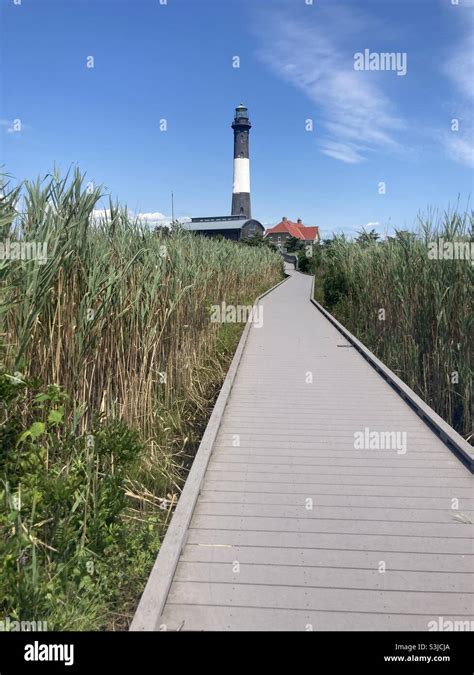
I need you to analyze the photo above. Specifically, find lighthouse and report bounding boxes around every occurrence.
[231,104,251,219]
[185,104,264,240]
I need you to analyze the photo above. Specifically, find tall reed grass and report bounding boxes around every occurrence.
[2,169,282,432]
[0,169,283,629]
[314,212,473,440]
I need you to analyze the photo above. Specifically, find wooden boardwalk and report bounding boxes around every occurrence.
[132,268,474,631]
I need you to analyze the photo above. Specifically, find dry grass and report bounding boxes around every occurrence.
[2,169,282,439]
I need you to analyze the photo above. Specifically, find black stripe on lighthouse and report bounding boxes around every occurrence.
[231,104,251,219]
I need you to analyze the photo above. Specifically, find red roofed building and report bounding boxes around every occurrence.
[265,217,320,248]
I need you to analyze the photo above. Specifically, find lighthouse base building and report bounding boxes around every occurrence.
[185,105,264,241]
[186,215,264,241]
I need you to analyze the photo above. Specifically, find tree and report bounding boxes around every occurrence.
[392,229,417,245]
[285,236,302,252]
[240,232,274,248]
[356,228,380,245]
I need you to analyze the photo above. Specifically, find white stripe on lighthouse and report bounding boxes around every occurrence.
[232,158,250,194]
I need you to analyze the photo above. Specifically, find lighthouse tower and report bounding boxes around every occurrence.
[231,104,251,219]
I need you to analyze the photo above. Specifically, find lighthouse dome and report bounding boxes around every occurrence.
[235,104,249,119]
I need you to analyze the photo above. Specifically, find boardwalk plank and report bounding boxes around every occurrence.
[199,490,474,509]
[204,470,473,487]
[185,528,472,554]
[208,460,464,477]
[203,479,474,498]
[167,581,473,615]
[181,543,474,573]
[160,605,471,631]
[174,560,473,593]
[194,500,473,523]
[189,514,472,539]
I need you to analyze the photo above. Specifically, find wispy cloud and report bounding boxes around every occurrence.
[442,29,474,168]
[91,209,190,228]
[444,37,474,102]
[136,211,169,225]
[443,134,474,168]
[254,7,404,163]
[136,212,191,227]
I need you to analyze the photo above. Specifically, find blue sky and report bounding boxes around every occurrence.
[1,0,473,237]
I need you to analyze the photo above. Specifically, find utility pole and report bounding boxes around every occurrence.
[171,191,175,224]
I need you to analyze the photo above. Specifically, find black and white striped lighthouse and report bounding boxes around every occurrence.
[231,104,251,219]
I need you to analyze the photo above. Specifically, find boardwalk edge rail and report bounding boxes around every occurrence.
[130,273,289,631]
[310,275,474,473]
